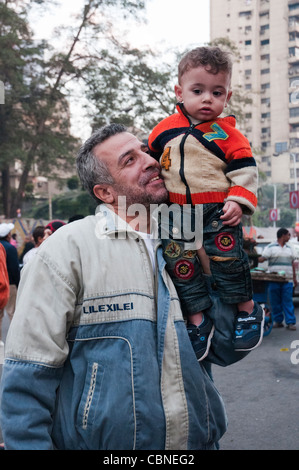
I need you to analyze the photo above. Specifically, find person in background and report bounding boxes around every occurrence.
[0,244,9,314]
[259,228,297,330]
[43,220,66,241]
[0,223,20,344]
[19,235,34,265]
[68,214,84,223]
[10,233,18,249]
[22,226,45,265]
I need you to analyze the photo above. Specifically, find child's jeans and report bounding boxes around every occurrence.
[159,203,253,317]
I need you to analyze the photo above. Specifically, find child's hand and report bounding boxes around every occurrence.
[220,201,243,226]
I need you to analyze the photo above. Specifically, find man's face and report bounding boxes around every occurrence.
[93,132,168,207]
[282,232,291,244]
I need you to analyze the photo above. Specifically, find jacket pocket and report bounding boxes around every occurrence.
[75,336,136,450]
[79,361,104,431]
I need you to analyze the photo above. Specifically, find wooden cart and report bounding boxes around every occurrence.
[251,270,287,336]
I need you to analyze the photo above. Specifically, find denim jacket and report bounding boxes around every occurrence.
[0,206,247,450]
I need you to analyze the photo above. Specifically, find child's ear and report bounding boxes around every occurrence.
[175,84,183,102]
[226,90,233,106]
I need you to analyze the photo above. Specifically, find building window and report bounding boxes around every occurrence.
[261,39,270,46]
[289,31,299,41]
[261,127,270,134]
[261,68,270,74]
[290,168,299,178]
[289,77,299,86]
[275,142,288,154]
[245,40,252,46]
[259,11,269,19]
[289,15,299,28]
[289,46,299,57]
[260,24,269,34]
[239,10,252,18]
[290,107,299,118]
[261,97,271,105]
[261,83,270,90]
[262,141,271,149]
[290,138,299,148]
[289,3,299,12]
[261,53,270,61]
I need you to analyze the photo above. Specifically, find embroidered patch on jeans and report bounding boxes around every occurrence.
[215,232,236,251]
[174,259,195,279]
[182,250,197,259]
[164,241,181,258]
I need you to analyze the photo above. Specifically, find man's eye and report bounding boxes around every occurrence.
[125,156,135,165]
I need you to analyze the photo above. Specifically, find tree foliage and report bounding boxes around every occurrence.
[0,0,153,217]
[0,2,260,219]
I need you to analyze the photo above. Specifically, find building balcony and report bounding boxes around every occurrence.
[289,129,299,138]
[289,21,299,34]
[289,52,299,63]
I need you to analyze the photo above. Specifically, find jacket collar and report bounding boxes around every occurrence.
[95,203,160,240]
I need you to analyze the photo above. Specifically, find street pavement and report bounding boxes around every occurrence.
[0,304,298,450]
[214,302,299,450]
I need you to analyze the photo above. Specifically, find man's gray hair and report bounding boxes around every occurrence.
[76,123,127,203]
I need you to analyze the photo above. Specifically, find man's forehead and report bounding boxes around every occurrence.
[94,132,140,161]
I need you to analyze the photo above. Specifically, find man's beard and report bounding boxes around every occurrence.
[116,182,169,209]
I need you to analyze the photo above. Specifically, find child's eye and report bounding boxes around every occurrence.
[213,91,222,97]
[193,89,202,95]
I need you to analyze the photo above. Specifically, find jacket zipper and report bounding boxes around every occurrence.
[179,122,195,205]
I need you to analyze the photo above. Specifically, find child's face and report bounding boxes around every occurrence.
[175,66,232,122]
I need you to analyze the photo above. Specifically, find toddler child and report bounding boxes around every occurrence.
[148,46,264,360]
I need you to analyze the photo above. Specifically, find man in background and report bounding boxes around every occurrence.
[260,228,297,330]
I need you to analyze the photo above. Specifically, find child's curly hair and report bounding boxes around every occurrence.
[178,46,233,83]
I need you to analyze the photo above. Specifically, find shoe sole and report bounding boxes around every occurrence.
[234,307,265,352]
[198,324,215,362]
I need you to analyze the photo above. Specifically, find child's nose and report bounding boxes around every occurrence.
[202,91,212,102]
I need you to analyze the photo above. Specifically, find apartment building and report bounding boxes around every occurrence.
[210,0,299,188]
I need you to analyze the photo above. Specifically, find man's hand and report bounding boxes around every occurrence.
[220,201,243,226]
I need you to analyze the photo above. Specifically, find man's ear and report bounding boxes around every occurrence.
[93,184,115,204]
[174,84,183,102]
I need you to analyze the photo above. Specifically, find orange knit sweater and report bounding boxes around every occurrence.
[148,104,258,214]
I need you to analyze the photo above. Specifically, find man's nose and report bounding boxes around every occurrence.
[142,152,159,170]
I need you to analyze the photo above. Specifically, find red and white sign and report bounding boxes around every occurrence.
[269,208,278,222]
[290,190,299,209]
